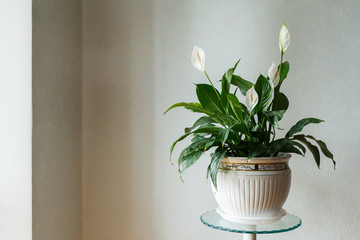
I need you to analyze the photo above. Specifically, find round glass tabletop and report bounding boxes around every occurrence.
[200,209,301,234]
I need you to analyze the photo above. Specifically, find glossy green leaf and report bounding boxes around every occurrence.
[188,137,213,149]
[231,75,253,96]
[196,84,224,114]
[169,132,192,164]
[220,127,232,146]
[247,143,267,159]
[249,129,268,143]
[208,147,228,190]
[178,148,203,174]
[192,126,222,135]
[190,133,206,142]
[264,138,289,156]
[187,116,217,132]
[293,135,321,168]
[169,126,222,164]
[221,60,240,101]
[305,135,336,168]
[286,118,324,138]
[232,122,250,136]
[253,75,272,114]
[204,136,217,151]
[272,92,289,112]
[290,140,306,155]
[277,61,290,87]
[226,94,244,122]
[263,110,286,128]
[163,102,213,115]
[211,113,238,127]
[280,142,303,155]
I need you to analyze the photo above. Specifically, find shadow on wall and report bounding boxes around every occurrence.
[32,0,83,240]
[83,0,155,239]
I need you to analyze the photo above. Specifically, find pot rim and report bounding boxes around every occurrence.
[222,153,291,164]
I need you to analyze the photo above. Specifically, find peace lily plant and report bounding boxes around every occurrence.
[164,23,335,188]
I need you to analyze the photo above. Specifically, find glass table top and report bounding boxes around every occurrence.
[200,209,301,234]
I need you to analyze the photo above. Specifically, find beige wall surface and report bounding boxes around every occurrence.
[82,0,360,240]
[32,0,83,240]
[82,0,155,239]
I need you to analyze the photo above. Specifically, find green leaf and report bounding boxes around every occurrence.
[248,143,267,159]
[221,60,240,100]
[192,126,222,135]
[187,116,217,132]
[286,118,324,138]
[178,148,203,174]
[233,87,239,95]
[207,147,228,190]
[189,137,213,149]
[163,102,213,115]
[211,113,238,127]
[232,122,250,136]
[277,61,290,87]
[253,75,272,114]
[290,140,306,155]
[263,110,286,128]
[231,75,253,96]
[196,84,224,114]
[248,130,267,142]
[169,126,222,164]
[280,142,303,155]
[204,136,217,151]
[293,135,321,168]
[305,135,336,168]
[169,132,192,164]
[190,133,206,142]
[264,138,289,156]
[220,127,232,146]
[226,94,244,122]
[272,92,289,112]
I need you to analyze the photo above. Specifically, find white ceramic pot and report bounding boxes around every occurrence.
[211,154,291,225]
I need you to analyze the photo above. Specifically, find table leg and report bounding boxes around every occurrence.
[243,233,256,240]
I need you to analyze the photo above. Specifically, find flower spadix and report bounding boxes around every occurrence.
[279,22,290,54]
[245,87,258,112]
[191,46,205,71]
[268,62,279,88]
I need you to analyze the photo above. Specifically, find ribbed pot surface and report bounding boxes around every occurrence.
[211,154,291,223]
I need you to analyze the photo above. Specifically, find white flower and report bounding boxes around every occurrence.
[268,62,279,88]
[191,46,205,71]
[279,22,290,53]
[245,87,258,112]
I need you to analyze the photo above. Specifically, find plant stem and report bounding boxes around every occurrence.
[271,126,276,141]
[202,66,222,102]
[247,112,252,126]
[279,52,283,85]
[245,112,252,141]
[268,51,284,143]
[267,120,272,142]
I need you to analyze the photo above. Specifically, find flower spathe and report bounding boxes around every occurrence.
[245,87,258,112]
[191,46,206,71]
[268,62,279,88]
[279,22,290,54]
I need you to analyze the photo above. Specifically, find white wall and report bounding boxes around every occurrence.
[82,0,360,239]
[32,0,83,240]
[0,1,32,240]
